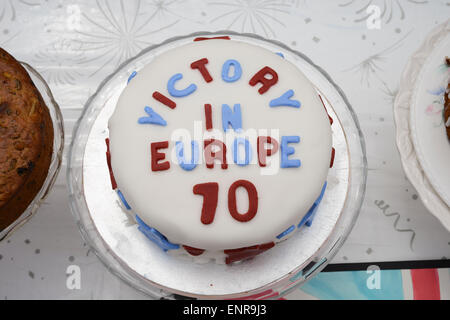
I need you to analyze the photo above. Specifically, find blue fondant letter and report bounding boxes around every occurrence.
[127,71,137,84]
[222,59,242,83]
[138,106,167,126]
[222,104,243,132]
[135,215,180,252]
[176,141,199,171]
[233,137,252,166]
[167,73,197,97]
[281,136,301,168]
[269,90,301,108]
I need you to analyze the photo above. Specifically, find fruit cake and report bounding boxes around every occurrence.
[0,48,53,231]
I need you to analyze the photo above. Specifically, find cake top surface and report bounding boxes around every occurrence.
[108,39,332,251]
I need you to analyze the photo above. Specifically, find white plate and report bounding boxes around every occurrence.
[410,30,450,206]
[394,19,450,231]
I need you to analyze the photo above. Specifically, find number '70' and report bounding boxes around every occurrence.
[193,180,258,225]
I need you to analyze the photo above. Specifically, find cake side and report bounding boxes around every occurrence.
[0,48,54,231]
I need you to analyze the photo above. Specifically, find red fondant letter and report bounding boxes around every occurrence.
[224,242,275,264]
[153,91,176,109]
[191,58,213,83]
[330,147,335,168]
[319,94,333,125]
[151,141,170,172]
[193,36,231,42]
[257,136,279,167]
[204,139,228,169]
[204,103,213,131]
[105,138,117,189]
[183,245,205,256]
[228,180,258,222]
[249,66,278,95]
[193,182,219,225]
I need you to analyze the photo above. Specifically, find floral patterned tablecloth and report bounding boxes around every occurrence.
[0,0,449,300]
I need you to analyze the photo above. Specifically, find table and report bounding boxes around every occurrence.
[0,0,449,300]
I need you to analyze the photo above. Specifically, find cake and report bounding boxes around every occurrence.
[107,37,334,264]
[445,57,450,140]
[0,48,54,231]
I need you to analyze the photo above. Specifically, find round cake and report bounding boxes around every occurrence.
[107,37,334,264]
[0,48,54,231]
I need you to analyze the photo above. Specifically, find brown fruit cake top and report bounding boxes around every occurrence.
[0,48,53,217]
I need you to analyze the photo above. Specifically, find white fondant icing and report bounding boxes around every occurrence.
[108,39,332,252]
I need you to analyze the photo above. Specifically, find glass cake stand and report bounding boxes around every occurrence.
[0,62,64,241]
[67,32,367,300]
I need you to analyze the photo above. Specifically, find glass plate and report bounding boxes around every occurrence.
[67,31,367,300]
[0,62,64,241]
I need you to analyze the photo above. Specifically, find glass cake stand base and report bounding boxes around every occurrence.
[67,32,367,299]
